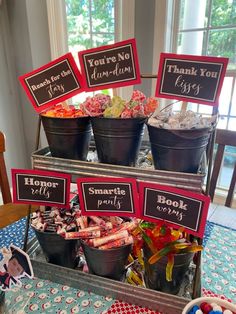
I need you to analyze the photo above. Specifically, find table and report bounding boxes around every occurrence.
[2,258,189,314]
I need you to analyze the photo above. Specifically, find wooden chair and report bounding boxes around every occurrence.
[208,129,236,207]
[0,131,38,229]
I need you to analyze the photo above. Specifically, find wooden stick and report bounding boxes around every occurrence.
[62,101,69,109]
[112,88,118,97]
[181,101,188,113]
[23,205,32,252]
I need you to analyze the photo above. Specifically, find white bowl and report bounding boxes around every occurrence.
[182,297,236,314]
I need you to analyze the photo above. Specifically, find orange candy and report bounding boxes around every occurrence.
[41,104,87,118]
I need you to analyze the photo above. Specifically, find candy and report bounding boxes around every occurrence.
[99,235,133,249]
[80,91,158,118]
[91,230,129,247]
[64,230,101,239]
[41,103,87,118]
[148,109,217,130]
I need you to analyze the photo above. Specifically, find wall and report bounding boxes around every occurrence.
[0,0,51,183]
[134,0,156,96]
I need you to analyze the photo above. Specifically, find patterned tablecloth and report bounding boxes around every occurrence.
[4,277,161,314]
[1,219,236,313]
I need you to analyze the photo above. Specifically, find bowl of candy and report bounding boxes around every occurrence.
[147,109,217,173]
[182,296,236,314]
[81,91,158,166]
[41,103,91,160]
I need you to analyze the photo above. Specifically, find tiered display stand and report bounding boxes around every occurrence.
[29,140,206,313]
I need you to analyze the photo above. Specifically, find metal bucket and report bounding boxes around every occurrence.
[143,245,194,295]
[147,124,211,173]
[41,115,92,160]
[91,117,145,166]
[81,241,132,280]
[34,228,79,269]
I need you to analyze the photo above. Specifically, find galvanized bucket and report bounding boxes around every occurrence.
[81,240,132,280]
[143,245,194,295]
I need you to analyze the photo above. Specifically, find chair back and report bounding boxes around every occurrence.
[0,131,12,204]
[209,129,236,207]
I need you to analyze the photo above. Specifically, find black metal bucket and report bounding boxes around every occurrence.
[91,117,145,166]
[143,245,193,294]
[41,115,92,160]
[34,228,79,269]
[81,241,132,280]
[147,124,212,173]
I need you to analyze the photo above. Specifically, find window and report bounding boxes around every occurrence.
[65,0,115,53]
[172,0,236,193]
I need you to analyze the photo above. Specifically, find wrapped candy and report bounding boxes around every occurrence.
[148,109,217,130]
[41,103,87,118]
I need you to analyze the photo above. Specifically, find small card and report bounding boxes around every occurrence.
[139,182,210,237]
[155,53,228,106]
[77,177,139,217]
[0,245,34,291]
[12,169,71,208]
[78,38,141,91]
[19,53,84,113]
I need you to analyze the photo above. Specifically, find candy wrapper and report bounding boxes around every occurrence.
[148,109,217,130]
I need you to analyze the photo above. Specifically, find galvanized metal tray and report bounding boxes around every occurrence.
[27,238,190,314]
[31,141,205,193]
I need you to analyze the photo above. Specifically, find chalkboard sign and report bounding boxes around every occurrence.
[19,53,84,113]
[77,177,139,217]
[155,53,228,106]
[12,169,71,208]
[139,182,210,238]
[78,38,141,91]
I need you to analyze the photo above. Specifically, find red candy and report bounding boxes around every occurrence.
[200,302,213,313]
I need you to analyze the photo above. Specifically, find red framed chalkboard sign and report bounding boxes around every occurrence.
[12,169,71,208]
[19,53,84,113]
[155,53,228,106]
[78,38,141,91]
[139,182,210,238]
[77,177,139,217]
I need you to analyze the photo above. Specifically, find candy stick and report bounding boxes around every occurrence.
[89,216,106,227]
[82,216,88,228]
[76,216,85,229]
[92,230,129,247]
[99,235,133,250]
[64,230,101,239]
[109,216,123,225]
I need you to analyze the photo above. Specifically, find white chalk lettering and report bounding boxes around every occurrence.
[157,195,188,210]
[97,195,123,210]
[46,83,65,98]
[167,65,198,76]
[200,68,218,78]
[31,187,51,199]
[91,63,132,80]
[61,69,71,77]
[117,52,130,61]
[31,78,51,91]
[88,187,126,195]
[24,177,59,188]
[175,75,202,95]
[156,205,184,221]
